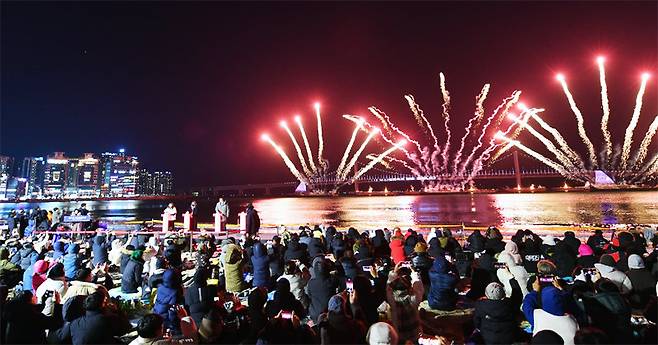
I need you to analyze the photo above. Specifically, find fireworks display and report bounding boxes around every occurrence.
[360,73,523,191]
[502,57,658,185]
[262,103,404,193]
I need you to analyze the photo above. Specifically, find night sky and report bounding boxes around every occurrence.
[2,1,657,189]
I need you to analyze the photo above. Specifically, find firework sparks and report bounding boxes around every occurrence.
[281,121,312,176]
[341,127,380,180]
[295,116,318,173]
[597,57,613,164]
[336,119,363,178]
[620,73,650,170]
[261,134,309,184]
[315,103,327,170]
[351,141,406,182]
[557,74,598,167]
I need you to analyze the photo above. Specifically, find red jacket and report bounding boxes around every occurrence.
[390,237,406,264]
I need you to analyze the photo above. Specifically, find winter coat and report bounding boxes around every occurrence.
[153,269,184,331]
[552,242,577,277]
[224,244,246,293]
[246,207,260,235]
[164,244,182,268]
[63,244,83,280]
[3,298,61,344]
[184,270,218,326]
[593,263,633,294]
[307,237,325,259]
[532,309,579,345]
[474,298,518,344]
[36,278,67,303]
[0,257,22,287]
[264,279,306,318]
[12,243,38,270]
[467,231,486,252]
[53,310,131,345]
[390,237,406,264]
[581,291,632,344]
[121,257,144,293]
[340,256,360,280]
[386,272,424,344]
[485,238,506,254]
[372,230,391,258]
[306,258,338,321]
[522,285,577,327]
[284,239,309,264]
[92,235,111,266]
[32,259,50,292]
[251,242,271,289]
[497,252,530,298]
[320,313,366,345]
[427,256,458,310]
[626,268,657,309]
[576,255,597,269]
[278,273,308,306]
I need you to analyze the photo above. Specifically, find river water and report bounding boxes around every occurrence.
[1,191,657,229]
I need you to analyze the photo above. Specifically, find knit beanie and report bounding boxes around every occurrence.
[577,244,594,257]
[485,282,505,300]
[414,242,428,254]
[627,254,645,269]
[367,322,399,345]
[599,254,616,268]
[328,294,345,314]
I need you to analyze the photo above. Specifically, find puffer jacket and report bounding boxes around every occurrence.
[53,241,67,261]
[390,237,406,264]
[284,239,309,264]
[467,231,486,252]
[12,243,39,270]
[474,298,519,344]
[371,229,391,258]
[427,256,458,310]
[92,235,110,266]
[63,244,83,280]
[121,256,144,293]
[224,244,246,293]
[153,269,183,331]
[251,242,271,289]
[307,237,325,259]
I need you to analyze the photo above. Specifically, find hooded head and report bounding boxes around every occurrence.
[67,243,80,255]
[431,255,449,274]
[367,322,399,345]
[414,242,428,254]
[47,263,65,279]
[34,260,50,274]
[599,254,616,268]
[54,241,66,253]
[485,282,505,300]
[627,254,645,269]
[94,235,106,246]
[578,244,594,257]
[327,294,346,314]
[253,242,266,257]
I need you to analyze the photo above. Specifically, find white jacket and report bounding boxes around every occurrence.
[533,309,579,345]
[35,278,67,303]
[593,263,633,294]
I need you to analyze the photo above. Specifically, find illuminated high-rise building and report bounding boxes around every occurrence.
[0,156,14,177]
[153,171,174,195]
[20,157,45,195]
[43,152,69,196]
[75,153,99,197]
[97,150,139,196]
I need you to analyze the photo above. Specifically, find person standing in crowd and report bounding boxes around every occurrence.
[215,197,230,231]
[163,203,177,231]
[52,207,63,227]
[245,203,260,237]
[188,201,199,231]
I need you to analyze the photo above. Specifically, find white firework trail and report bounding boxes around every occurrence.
[351,141,405,182]
[336,119,363,178]
[366,154,393,169]
[405,95,439,147]
[490,107,537,161]
[295,117,318,173]
[452,84,490,172]
[557,75,598,167]
[508,114,578,171]
[281,121,313,176]
[597,58,613,163]
[632,114,658,168]
[495,132,572,177]
[369,107,424,154]
[458,90,520,176]
[341,128,380,180]
[527,111,584,168]
[439,73,452,170]
[620,74,650,170]
[262,135,309,184]
[315,103,327,170]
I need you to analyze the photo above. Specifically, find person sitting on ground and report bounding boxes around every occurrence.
[0,248,23,288]
[153,269,184,334]
[474,282,521,344]
[427,255,458,311]
[580,278,632,344]
[366,322,399,345]
[53,240,67,261]
[411,242,433,288]
[92,233,111,266]
[11,242,39,271]
[52,291,131,345]
[484,227,506,254]
[593,254,632,294]
[129,312,198,345]
[63,243,84,281]
[224,243,247,293]
[62,268,108,321]
[386,264,424,344]
[121,249,145,294]
[467,229,486,253]
[3,290,62,344]
[278,260,309,308]
[251,241,272,289]
[576,244,597,269]
[625,254,657,311]
[31,259,51,292]
[36,262,68,303]
[306,257,339,322]
[184,267,218,326]
[265,277,306,318]
[497,244,530,298]
[318,294,367,344]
